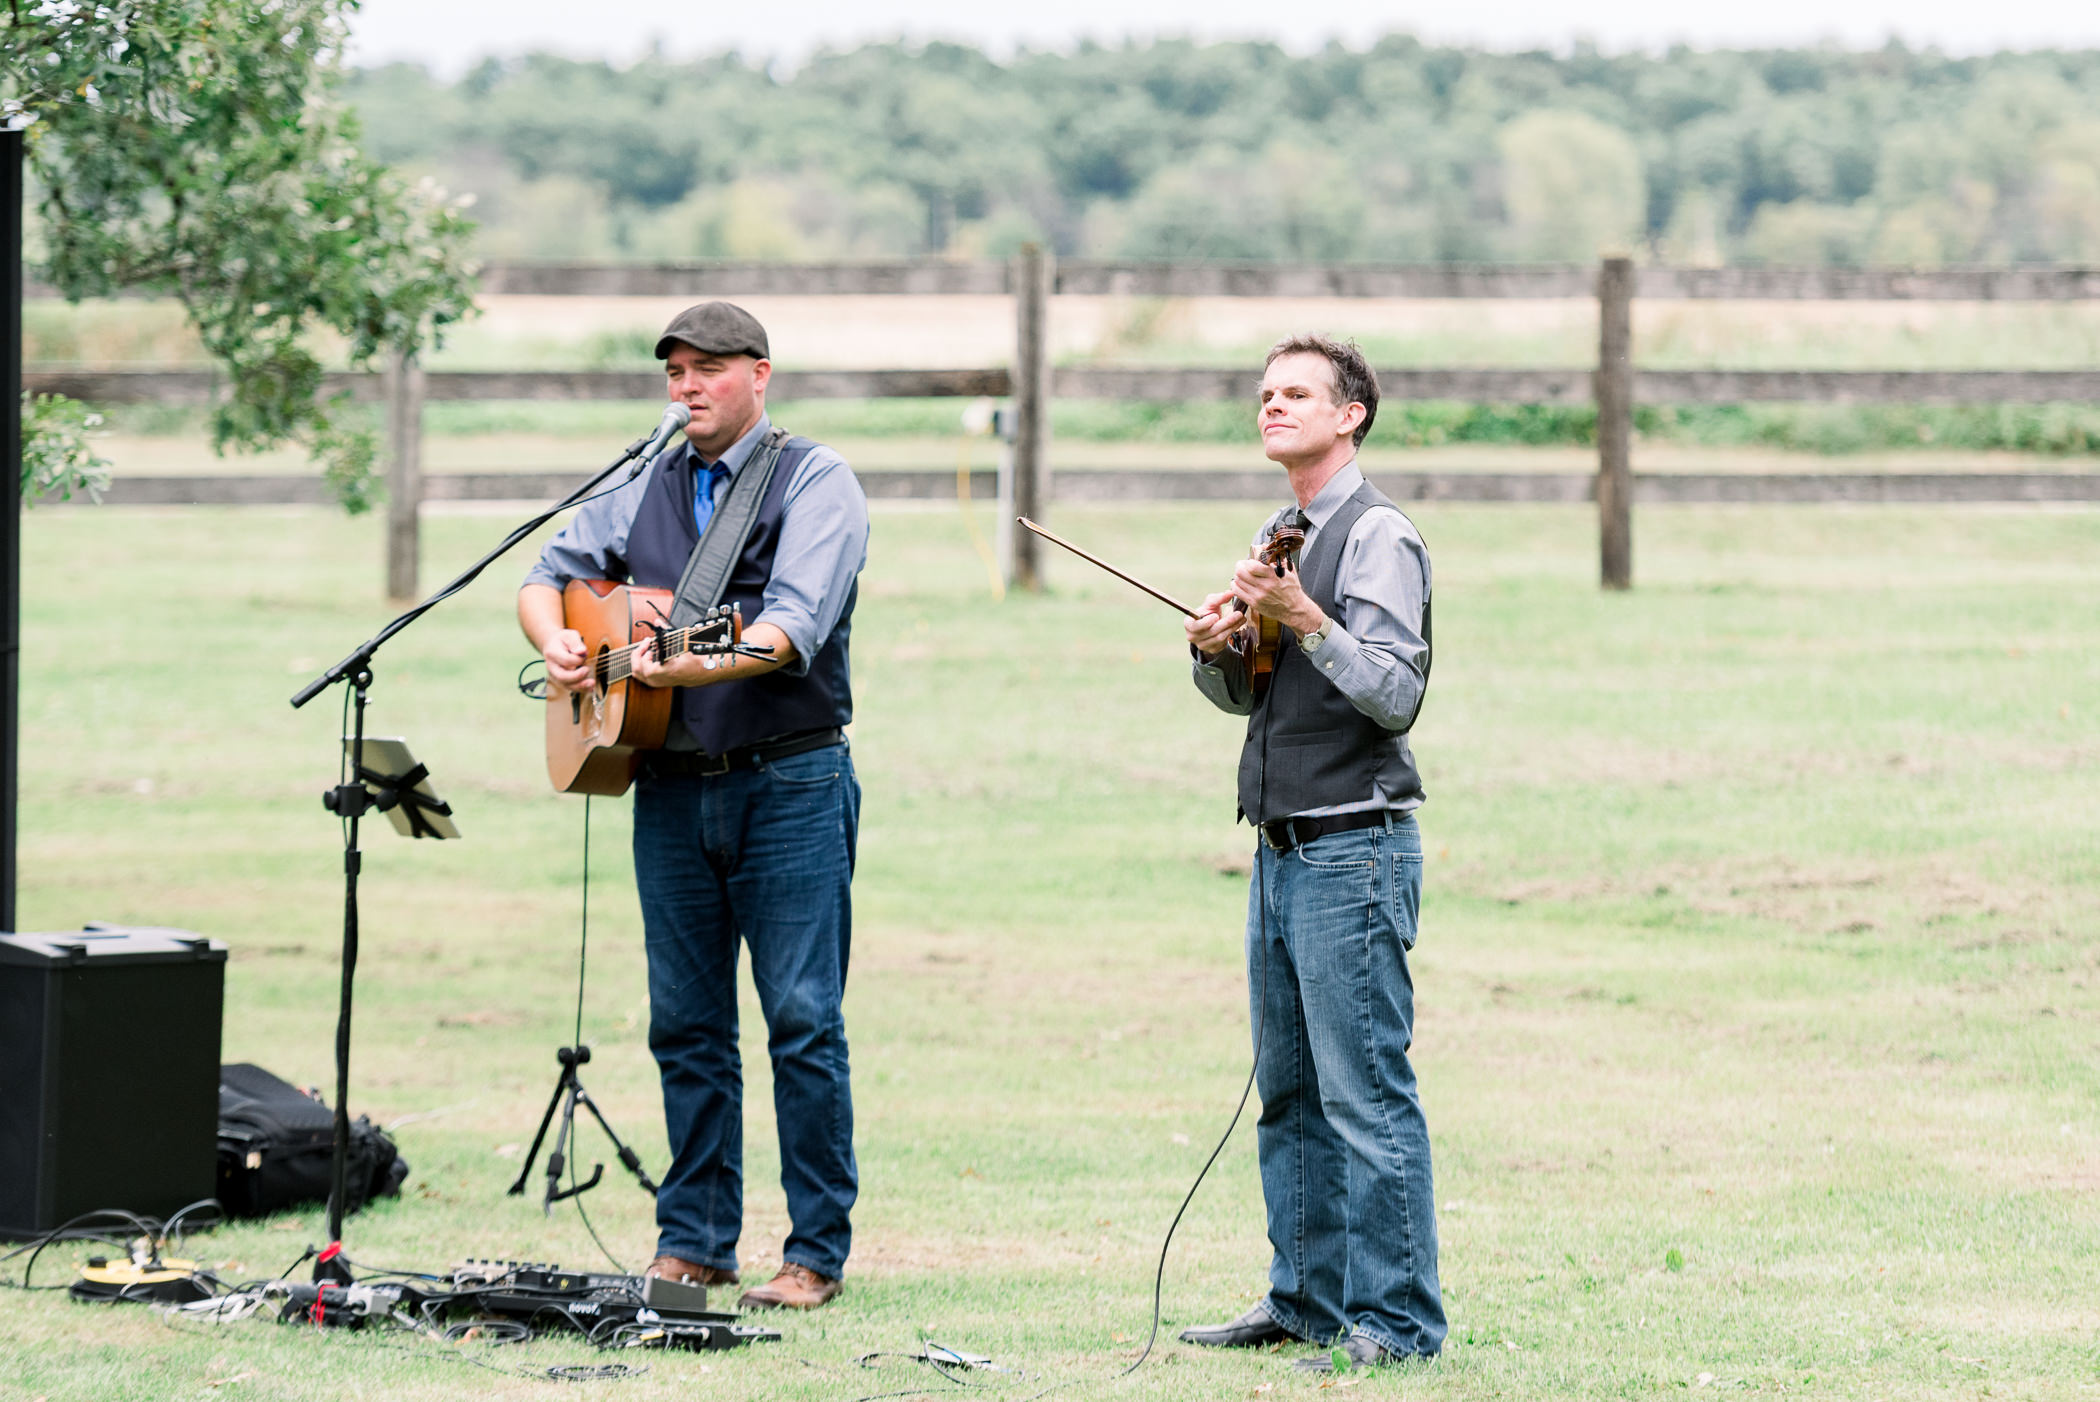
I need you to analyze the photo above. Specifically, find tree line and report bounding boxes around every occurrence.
[348,37,2100,266]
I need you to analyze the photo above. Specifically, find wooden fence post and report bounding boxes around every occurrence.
[383,348,425,603]
[1011,243,1052,592]
[1596,257,1635,591]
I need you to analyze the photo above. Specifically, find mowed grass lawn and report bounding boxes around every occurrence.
[5,496,2096,1401]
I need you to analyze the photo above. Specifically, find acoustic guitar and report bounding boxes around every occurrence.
[545,579,749,796]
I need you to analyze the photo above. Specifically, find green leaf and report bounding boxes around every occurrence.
[20,392,112,504]
[5,0,478,515]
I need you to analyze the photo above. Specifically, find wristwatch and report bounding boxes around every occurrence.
[1299,615,1333,653]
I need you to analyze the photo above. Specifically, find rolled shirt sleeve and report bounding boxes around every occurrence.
[753,445,869,676]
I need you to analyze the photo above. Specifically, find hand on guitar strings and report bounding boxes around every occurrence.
[542,627,594,692]
[629,619,796,689]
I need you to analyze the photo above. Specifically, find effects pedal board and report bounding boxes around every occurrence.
[448,1259,781,1350]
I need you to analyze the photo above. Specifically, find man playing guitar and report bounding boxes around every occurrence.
[518,302,869,1312]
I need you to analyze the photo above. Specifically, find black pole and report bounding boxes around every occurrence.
[3,126,23,934]
[323,669,371,1258]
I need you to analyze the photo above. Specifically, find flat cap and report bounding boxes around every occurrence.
[655,301,770,361]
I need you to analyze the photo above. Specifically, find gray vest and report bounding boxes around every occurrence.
[1236,481,1431,824]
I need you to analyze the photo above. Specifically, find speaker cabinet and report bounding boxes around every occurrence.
[0,926,226,1238]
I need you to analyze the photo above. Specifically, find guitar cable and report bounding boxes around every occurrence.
[845,563,1289,1402]
[1116,551,1283,1380]
[567,793,631,1276]
[576,795,592,1053]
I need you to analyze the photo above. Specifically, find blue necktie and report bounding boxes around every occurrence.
[693,462,728,537]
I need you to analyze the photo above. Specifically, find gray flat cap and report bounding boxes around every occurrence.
[655,301,770,361]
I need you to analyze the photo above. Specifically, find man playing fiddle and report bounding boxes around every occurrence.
[1178,335,1443,1369]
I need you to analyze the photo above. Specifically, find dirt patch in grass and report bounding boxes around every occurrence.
[1468,851,2073,939]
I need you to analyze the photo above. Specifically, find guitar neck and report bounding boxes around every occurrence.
[595,618,733,687]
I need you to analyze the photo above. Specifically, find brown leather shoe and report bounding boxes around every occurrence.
[643,1254,738,1287]
[736,1262,841,1310]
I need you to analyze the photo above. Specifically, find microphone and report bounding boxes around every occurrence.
[625,402,692,479]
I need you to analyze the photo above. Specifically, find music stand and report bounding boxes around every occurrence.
[339,737,460,841]
[289,410,681,1284]
[309,730,456,1281]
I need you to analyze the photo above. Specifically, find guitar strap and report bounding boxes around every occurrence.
[668,426,794,628]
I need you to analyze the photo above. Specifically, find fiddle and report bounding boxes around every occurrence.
[1226,522,1305,702]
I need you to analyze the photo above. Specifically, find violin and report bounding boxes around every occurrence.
[1226,522,1305,701]
[1014,516,1304,702]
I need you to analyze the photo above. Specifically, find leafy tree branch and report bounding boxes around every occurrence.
[3,0,477,510]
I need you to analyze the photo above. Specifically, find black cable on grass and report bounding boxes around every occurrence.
[1115,721,1275,1381]
[1,1208,176,1290]
[570,1148,629,1276]
[336,1254,448,1282]
[848,716,1281,1402]
[563,794,631,1278]
[358,1328,649,1385]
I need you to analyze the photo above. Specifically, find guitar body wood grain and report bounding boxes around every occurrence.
[545,579,677,796]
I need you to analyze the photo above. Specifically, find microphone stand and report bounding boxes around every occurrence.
[288,418,677,1281]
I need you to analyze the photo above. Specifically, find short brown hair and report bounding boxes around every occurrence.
[1264,335,1379,447]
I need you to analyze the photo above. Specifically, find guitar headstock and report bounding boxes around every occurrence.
[686,603,763,670]
[687,602,742,652]
[645,603,743,665]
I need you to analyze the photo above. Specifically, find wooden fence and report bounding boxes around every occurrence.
[26,256,2100,595]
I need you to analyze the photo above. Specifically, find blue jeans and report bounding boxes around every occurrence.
[631,742,860,1280]
[1247,815,1445,1358]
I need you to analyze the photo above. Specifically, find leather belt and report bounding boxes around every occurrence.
[640,728,844,779]
[1257,809,1392,853]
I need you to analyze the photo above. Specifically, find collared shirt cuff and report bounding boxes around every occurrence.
[1190,647,1251,712]
[1309,620,1364,683]
[752,608,817,676]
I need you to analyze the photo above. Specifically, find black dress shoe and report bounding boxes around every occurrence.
[1179,1305,1293,1348]
[1293,1334,1428,1371]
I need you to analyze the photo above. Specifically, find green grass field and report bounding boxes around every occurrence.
[4,497,2097,1400]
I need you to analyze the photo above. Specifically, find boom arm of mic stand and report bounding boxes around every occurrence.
[289,432,655,709]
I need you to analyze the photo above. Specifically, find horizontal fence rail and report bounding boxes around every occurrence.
[25,254,2100,595]
[29,366,2100,407]
[493,260,2100,301]
[30,261,2100,303]
[64,469,2100,509]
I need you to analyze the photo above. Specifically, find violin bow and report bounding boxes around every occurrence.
[1016,517,1199,619]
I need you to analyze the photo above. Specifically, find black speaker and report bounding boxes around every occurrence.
[0,925,226,1238]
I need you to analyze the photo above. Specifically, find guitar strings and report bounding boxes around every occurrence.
[586,616,738,688]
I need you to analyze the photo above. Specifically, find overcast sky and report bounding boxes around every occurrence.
[348,0,2100,74]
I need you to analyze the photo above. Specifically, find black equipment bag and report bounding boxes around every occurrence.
[215,1063,408,1219]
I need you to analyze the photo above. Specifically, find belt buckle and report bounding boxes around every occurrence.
[694,751,733,777]
[1259,820,1292,852]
